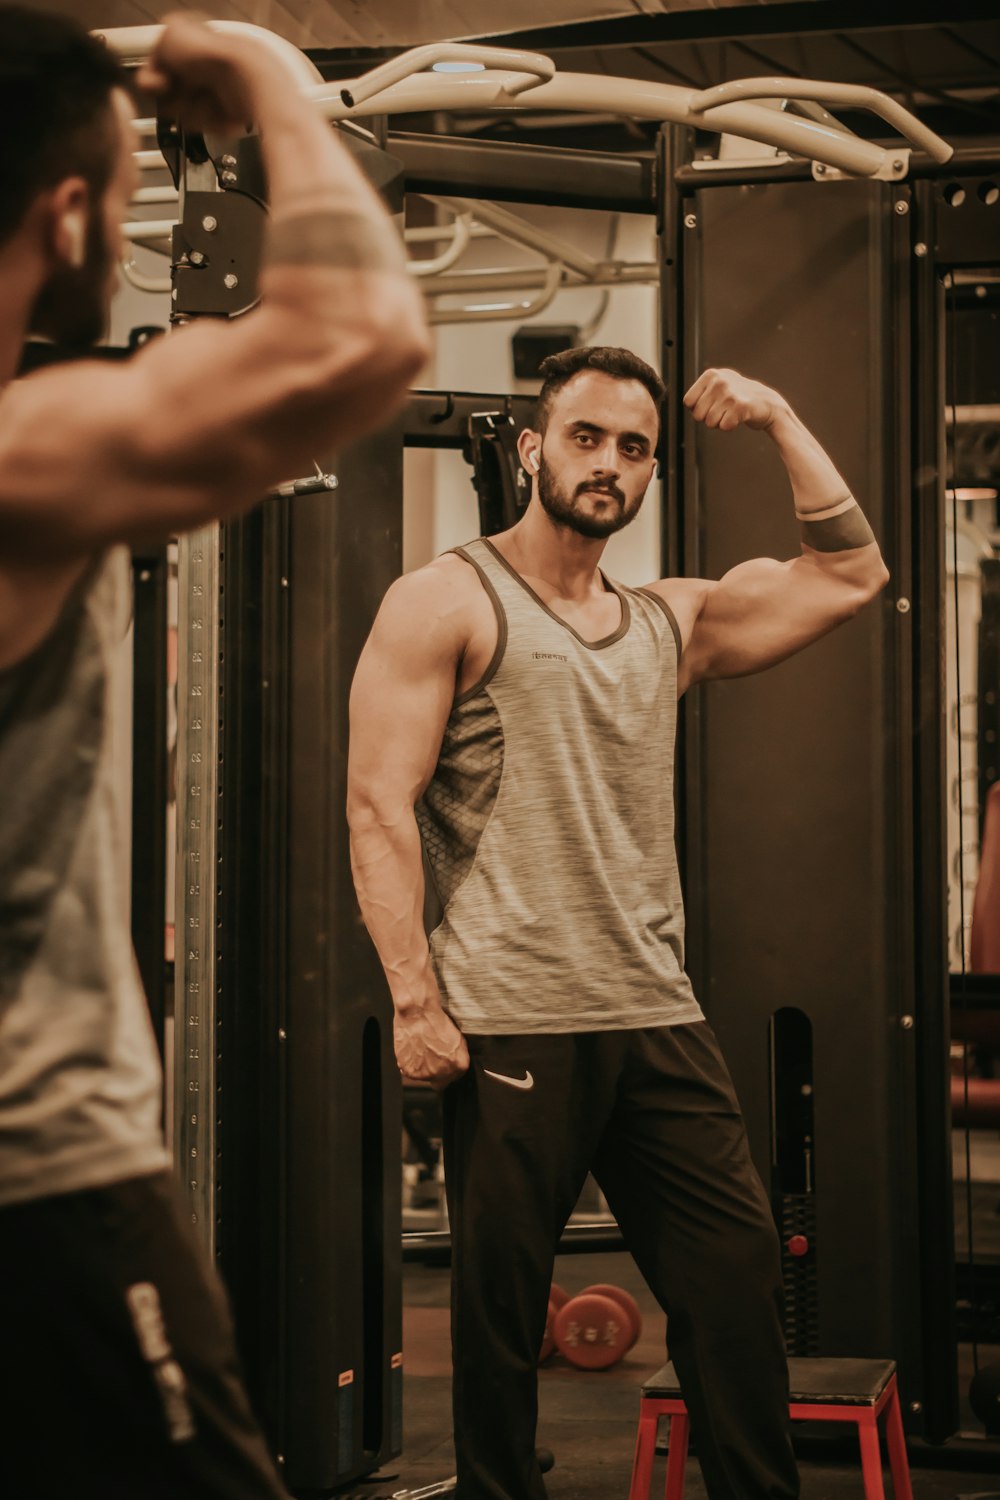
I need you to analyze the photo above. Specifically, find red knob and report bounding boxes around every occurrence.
[787,1234,809,1258]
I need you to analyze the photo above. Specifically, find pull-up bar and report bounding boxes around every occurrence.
[98,28,953,183]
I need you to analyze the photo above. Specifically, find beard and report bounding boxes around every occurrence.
[28,211,113,351]
[536,453,645,540]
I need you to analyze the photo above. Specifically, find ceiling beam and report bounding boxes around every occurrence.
[470,2,1000,52]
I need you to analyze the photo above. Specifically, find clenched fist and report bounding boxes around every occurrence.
[683,368,789,432]
[395,1003,470,1090]
[136,13,284,136]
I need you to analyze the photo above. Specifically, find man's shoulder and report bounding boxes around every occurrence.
[389,547,490,607]
[376,548,492,647]
[637,576,715,658]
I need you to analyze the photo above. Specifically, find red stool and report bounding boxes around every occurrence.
[629,1357,914,1500]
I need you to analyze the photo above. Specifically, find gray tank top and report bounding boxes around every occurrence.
[417,537,704,1034]
[0,550,168,1207]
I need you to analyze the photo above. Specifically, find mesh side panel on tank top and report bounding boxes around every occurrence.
[0,597,103,1007]
[416,693,504,908]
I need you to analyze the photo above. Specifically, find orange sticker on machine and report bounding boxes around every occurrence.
[338,1370,354,1388]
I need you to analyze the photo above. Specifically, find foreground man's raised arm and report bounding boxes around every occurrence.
[0,14,429,563]
[347,561,476,1088]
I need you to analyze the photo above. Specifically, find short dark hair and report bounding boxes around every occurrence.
[0,6,125,247]
[534,345,665,433]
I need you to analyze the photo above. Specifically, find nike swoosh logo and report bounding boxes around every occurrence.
[483,1068,534,1091]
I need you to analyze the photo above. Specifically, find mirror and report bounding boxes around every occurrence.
[944,269,1000,1427]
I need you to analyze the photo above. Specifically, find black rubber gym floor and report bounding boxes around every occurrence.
[376,1252,1000,1500]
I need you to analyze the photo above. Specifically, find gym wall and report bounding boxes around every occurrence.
[403,204,661,585]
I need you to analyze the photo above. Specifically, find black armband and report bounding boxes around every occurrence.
[797,495,876,553]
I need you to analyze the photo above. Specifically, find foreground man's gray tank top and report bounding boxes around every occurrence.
[417,537,704,1034]
[0,550,168,1208]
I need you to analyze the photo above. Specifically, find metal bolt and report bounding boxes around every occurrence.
[896,597,911,614]
[901,1015,914,1030]
[280,576,289,588]
[223,273,239,289]
[895,199,909,216]
[815,163,826,175]
[914,242,927,258]
[910,1401,922,1414]
[221,170,238,186]
[139,569,151,582]
[221,153,237,167]
[684,213,697,229]
[202,215,217,233]
[278,1028,287,1041]
[189,250,205,266]
[892,159,904,172]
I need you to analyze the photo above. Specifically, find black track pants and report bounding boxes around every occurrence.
[0,1170,287,1500]
[442,1021,799,1500]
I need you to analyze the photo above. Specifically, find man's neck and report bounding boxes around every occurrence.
[494,504,610,601]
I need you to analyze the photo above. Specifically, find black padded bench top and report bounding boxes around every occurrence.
[643,1358,897,1407]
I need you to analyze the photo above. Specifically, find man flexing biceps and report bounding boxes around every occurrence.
[348,347,887,1500]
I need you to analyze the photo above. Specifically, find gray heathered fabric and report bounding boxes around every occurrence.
[417,536,704,1034]
[0,550,169,1207]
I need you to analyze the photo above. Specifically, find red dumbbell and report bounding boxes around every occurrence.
[553,1291,631,1370]
[579,1283,642,1352]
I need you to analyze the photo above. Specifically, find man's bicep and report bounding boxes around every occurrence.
[349,579,462,806]
[683,554,855,685]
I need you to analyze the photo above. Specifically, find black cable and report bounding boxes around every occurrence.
[939,26,1000,76]
[836,31,999,128]
[946,269,979,1378]
[730,39,801,78]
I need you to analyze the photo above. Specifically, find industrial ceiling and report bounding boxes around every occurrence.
[23,1,1000,139]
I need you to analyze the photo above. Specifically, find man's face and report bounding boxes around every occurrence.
[534,370,659,541]
[30,89,138,348]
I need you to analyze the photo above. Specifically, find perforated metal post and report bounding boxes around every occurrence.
[173,526,221,1251]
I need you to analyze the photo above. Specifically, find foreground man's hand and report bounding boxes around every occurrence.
[395,1004,470,1090]
[137,11,289,135]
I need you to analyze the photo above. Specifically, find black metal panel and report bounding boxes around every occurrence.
[279,422,404,1491]
[910,179,962,1445]
[212,434,404,1492]
[931,177,1000,266]
[673,173,955,1433]
[130,549,169,1058]
[392,132,657,212]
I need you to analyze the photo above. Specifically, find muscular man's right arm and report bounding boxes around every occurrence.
[347,566,471,1088]
[0,20,429,561]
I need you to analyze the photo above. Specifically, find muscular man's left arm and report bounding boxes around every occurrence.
[654,369,890,694]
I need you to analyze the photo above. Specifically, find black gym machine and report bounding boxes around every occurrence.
[103,106,1000,1493]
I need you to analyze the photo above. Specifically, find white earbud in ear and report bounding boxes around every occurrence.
[64,212,86,269]
[529,452,540,472]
